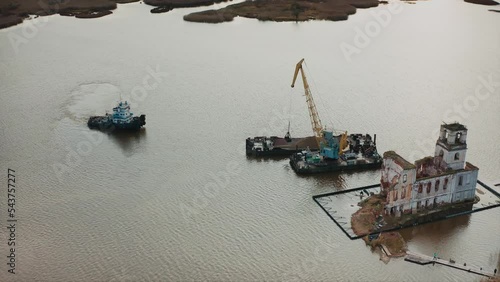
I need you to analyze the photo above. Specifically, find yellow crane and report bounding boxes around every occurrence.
[290,58,348,155]
[291,58,324,148]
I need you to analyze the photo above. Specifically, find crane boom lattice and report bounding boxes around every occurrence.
[291,59,323,144]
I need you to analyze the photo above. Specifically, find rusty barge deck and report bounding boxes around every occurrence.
[246,135,319,157]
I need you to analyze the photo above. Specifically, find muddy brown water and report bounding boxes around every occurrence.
[0,0,499,281]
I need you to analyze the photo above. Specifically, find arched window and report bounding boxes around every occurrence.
[418,183,423,193]
[443,178,448,190]
[435,180,440,191]
[455,153,460,160]
[401,189,405,199]
[426,182,432,193]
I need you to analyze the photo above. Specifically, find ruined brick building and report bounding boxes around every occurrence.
[381,123,479,216]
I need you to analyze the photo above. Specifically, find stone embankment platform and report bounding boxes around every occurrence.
[405,251,496,278]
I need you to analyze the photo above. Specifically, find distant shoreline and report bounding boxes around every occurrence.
[1,0,498,30]
[183,0,379,23]
[0,0,229,30]
[464,0,499,5]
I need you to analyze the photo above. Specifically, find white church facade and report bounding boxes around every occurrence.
[381,123,479,216]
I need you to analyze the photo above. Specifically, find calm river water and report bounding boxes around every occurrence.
[0,0,499,281]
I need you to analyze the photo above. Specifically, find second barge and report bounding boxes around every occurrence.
[289,133,382,174]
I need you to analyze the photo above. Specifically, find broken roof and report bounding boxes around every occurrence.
[383,151,416,170]
[415,156,447,179]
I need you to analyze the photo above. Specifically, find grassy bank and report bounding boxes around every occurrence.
[0,0,228,29]
[184,0,378,24]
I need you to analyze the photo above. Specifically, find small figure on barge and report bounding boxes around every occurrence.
[87,101,146,131]
[287,58,382,174]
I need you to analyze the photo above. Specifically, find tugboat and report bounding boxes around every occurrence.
[287,58,382,174]
[87,101,145,131]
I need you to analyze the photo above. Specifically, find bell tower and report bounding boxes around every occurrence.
[434,123,468,170]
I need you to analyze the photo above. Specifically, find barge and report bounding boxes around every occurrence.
[88,100,145,131]
[287,58,381,174]
[289,133,382,174]
[246,133,319,156]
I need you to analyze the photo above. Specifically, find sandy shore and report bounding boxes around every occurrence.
[184,0,379,23]
[350,194,407,257]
